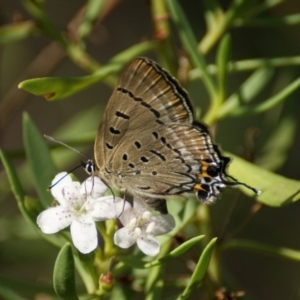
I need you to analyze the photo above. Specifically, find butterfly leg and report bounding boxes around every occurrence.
[143,197,168,214]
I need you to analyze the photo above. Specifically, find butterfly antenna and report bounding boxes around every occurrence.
[48,164,85,190]
[225,174,261,196]
[44,134,90,160]
[44,134,96,175]
[117,191,128,218]
[109,186,115,200]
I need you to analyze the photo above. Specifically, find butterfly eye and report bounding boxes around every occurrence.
[84,159,95,174]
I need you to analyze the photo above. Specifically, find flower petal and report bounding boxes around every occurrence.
[70,219,98,254]
[118,206,138,226]
[91,197,131,221]
[149,214,176,236]
[37,206,72,234]
[137,235,160,256]
[80,176,108,198]
[114,227,137,249]
[50,172,73,206]
[63,183,83,207]
[133,197,149,211]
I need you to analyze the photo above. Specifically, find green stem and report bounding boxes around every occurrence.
[150,0,177,73]
[231,76,300,116]
[223,239,300,262]
[166,0,217,101]
[189,56,300,79]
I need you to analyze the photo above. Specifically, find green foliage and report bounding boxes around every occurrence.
[179,238,218,300]
[229,154,300,206]
[53,243,79,300]
[1,0,300,299]
[23,113,57,206]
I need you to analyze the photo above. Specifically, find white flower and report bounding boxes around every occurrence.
[37,172,129,254]
[114,198,175,256]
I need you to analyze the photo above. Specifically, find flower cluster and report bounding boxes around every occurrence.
[37,173,175,256]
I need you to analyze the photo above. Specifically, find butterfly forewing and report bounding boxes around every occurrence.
[95,57,195,174]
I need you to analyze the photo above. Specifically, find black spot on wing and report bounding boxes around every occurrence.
[140,156,149,163]
[134,141,141,149]
[115,111,130,119]
[150,150,166,161]
[110,127,121,134]
[106,143,113,149]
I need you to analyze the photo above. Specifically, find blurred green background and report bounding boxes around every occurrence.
[1,0,300,299]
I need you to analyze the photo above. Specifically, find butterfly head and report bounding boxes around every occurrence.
[194,156,260,203]
[82,159,97,175]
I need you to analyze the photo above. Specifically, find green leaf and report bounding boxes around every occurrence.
[166,0,217,100]
[73,251,98,294]
[228,153,300,206]
[257,116,296,170]
[18,75,109,101]
[0,285,27,300]
[216,34,231,102]
[53,243,79,300]
[169,197,198,235]
[18,41,157,100]
[144,235,205,268]
[116,256,146,269]
[0,21,36,44]
[0,150,35,224]
[145,264,164,300]
[23,113,57,207]
[0,149,25,203]
[22,0,65,43]
[235,13,300,27]
[0,149,62,246]
[78,0,106,39]
[231,76,300,116]
[217,67,274,119]
[178,238,217,300]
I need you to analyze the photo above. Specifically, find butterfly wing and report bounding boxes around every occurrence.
[116,123,228,206]
[94,57,248,214]
[94,57,195,174]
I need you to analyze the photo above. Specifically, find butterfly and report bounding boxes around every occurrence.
[93,57,259,214]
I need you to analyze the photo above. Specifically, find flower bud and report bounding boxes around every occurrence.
[99,273,115,292]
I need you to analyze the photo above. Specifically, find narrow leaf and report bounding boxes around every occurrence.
[78,0,106,39]
[0,21,36,44]
[166,0,217,100]
[73,252,98,294]
[0,150,35,223]
[228,153,300,206]
[0,149,25,203]
[0,149,63,245]
[178,238,217,299]
[53,243,79,300]
[231,76,300,116]
[144,235,205,268]
[18,74,110,101]
[257,116,296,170]
[23,113,57,207]
[18,41,157,100]
[217,34,231,102]
[217,67,274,119]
